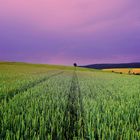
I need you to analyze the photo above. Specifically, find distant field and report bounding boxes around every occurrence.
[0,62,140,139]
[103,68,140,74]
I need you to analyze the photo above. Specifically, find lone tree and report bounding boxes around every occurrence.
[73,63,77,67]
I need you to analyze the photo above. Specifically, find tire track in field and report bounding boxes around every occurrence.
[0,71,64,103]
[62,71,88,140]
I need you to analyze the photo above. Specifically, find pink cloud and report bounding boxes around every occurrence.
[0,0,140,65]
[0,0,137,31]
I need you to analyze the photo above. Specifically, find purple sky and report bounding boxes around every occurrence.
[0,0,140,65]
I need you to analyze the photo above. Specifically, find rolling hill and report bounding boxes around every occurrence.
[81,62,140,69]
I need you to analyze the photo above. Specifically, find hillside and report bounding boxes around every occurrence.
[0,61,91,72]
[81,63,140,69]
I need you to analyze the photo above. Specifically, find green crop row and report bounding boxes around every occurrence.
[78,71,140,140]
[0,72,72,139]
[0,65,140,139]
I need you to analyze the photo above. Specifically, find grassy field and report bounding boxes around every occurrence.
[0,62,140,139]
[103,68,140,74]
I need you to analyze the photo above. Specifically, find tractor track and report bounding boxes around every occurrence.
[0,71,64,103]
[62,71,88,140]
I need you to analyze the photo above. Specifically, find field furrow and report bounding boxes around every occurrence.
[62,71,87,140]
[0,71,63,103]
